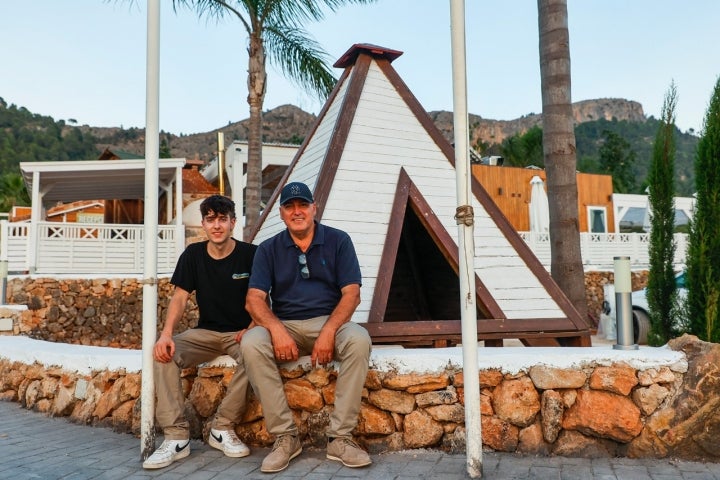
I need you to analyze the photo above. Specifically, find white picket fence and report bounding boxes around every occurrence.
[1,220,686,276]
[0,221,182,275]
[519,231,689,270]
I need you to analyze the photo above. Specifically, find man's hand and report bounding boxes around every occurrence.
[311,327,336,367]
[234,322,255,343]
[246,288,299,362]
[271,326,299,362]
[154,334,175,363]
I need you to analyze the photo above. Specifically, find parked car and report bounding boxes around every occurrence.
[600,271,687,344]
[630,271,687,344]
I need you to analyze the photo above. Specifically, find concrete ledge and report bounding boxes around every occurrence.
[0,336,687,376]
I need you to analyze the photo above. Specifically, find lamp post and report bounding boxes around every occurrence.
[613,256,638,350]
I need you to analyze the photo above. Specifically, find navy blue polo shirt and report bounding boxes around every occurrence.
[249,222,362,320]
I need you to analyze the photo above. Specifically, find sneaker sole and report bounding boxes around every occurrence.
[260,446,302,473]
[142,446,190,469]
[326,453,372,468]
[208,437,250,458]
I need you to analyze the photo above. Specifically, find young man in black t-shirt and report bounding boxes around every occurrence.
[143,195,257,470]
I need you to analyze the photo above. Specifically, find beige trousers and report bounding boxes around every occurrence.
[240,316,371,438]
[154,328,248,439]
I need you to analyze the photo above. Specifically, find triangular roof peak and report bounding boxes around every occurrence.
[333,43,403,68]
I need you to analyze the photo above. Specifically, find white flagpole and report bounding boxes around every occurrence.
[449,0,482,477]
[140,0,160,460]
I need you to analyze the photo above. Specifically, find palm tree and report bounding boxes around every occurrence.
[172,0,376,238]
[0,173,30,213]
[537,0,589,332]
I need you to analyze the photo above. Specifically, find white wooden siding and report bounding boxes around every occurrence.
[252,59,574,323]
[254,72,350,246]
[310,60,565,321]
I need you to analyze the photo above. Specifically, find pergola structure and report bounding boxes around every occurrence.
[17,158,186,274]
[20,158,185,214]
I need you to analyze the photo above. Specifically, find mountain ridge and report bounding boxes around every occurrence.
[87,98,647,161]
[0,96,698,198]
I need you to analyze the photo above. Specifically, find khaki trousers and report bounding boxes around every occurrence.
[155,328,248,439]
[240,316,371,438]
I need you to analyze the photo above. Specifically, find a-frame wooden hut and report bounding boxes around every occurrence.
[249,44,591,348]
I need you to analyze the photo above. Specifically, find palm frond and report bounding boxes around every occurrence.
[264,25,337,99]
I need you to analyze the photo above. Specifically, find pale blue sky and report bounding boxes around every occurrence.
[2,1,718,136]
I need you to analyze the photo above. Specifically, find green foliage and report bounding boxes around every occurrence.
[288,133,304,145]
[500,125,544,167]
[169,0,377,238]
[646,83,681,345]
[686,77,720,343]
[598,130,637,193]
[0,172,30,212]
[496,117,698,196]
[171,0,375,101]
[159,138,172,159]
[575,117,697,196]
[0,100,99,173]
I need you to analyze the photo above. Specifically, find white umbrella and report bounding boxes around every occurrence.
[529,175,550,232]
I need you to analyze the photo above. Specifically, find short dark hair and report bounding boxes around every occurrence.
[200,195,236,219]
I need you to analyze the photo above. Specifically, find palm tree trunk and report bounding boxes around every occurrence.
[537,0,590,327]
[244,31,266,240]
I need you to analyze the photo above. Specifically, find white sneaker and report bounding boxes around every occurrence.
[142,439,190,469]
[208,428,250,458]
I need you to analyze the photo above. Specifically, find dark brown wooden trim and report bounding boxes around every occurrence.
[469,178,589,330]
[368,169,505,322]
[314,54,371,220]
[361,320,590,345]
[405,176,505,320]
[362,318,585,335]
[333,43,403,68]
[249,43,591,347]
[378,52,587,333]
[246,66,353,242]
[367,172,410,323]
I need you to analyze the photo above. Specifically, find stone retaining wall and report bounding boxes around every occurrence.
[5,277,184,348]
[3,335,720,463]
[6,272,648,347]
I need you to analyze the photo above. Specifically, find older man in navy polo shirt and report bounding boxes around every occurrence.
[243,181,372,474]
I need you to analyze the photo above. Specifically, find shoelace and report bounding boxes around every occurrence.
[225,430,241,443]
[335,437,362,449]
[274,435,293,451]
[156,440,180,454]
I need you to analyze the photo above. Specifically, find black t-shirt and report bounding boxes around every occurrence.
[170,238,257,332]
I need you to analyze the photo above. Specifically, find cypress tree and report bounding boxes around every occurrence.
[646,83,680,345]
[686,77,720,342]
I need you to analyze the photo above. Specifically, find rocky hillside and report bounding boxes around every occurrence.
[86,105,317,163]
[90,98,647,162]
[430,98,646,147]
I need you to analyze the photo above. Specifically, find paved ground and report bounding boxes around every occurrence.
[2,400,720,479]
